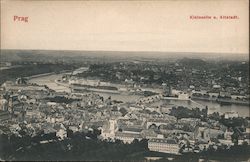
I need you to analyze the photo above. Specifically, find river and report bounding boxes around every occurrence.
[28,73,250,117]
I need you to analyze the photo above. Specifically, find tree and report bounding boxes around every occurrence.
[148,124,157,130]
[231,132,239,145]
[67,129,74,138]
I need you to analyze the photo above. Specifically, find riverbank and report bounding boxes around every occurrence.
[191,96,249,106]
[0,64,76,85]
[28,72,250,117]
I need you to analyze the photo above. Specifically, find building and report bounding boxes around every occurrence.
[178,92,189,100]
[224,112,239,119]
[0,98,8,111]
[162,83,172,96]
[115,132,142,144]
[146,117,176,129]
[55,124,67,140]
[0,110,11,121]
[2,83,46,92]
[141,129,159,139]
[148,138,180,155]
[194,127,210,143]
[101,119,118,139]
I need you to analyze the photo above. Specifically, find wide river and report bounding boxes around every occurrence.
[28,73,250,117]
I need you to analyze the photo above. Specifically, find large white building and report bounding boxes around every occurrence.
[148,138,180,155]
[101,119,118,139]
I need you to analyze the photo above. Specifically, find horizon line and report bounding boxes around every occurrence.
[1,49,249,56]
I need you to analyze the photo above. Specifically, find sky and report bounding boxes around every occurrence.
[0,0,249,55]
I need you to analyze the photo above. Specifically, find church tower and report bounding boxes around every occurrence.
[109,119,117,137]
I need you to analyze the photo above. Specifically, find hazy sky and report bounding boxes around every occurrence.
[1,0,249,54]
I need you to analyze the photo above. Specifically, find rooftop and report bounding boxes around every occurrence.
[149,138,178,144]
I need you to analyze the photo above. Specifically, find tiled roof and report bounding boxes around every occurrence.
[149,138,178,144]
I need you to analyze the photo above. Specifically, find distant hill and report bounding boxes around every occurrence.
[178,58,207,67]
[0,49,248,63]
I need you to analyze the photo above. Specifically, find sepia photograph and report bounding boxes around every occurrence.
[0,0,249,161]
